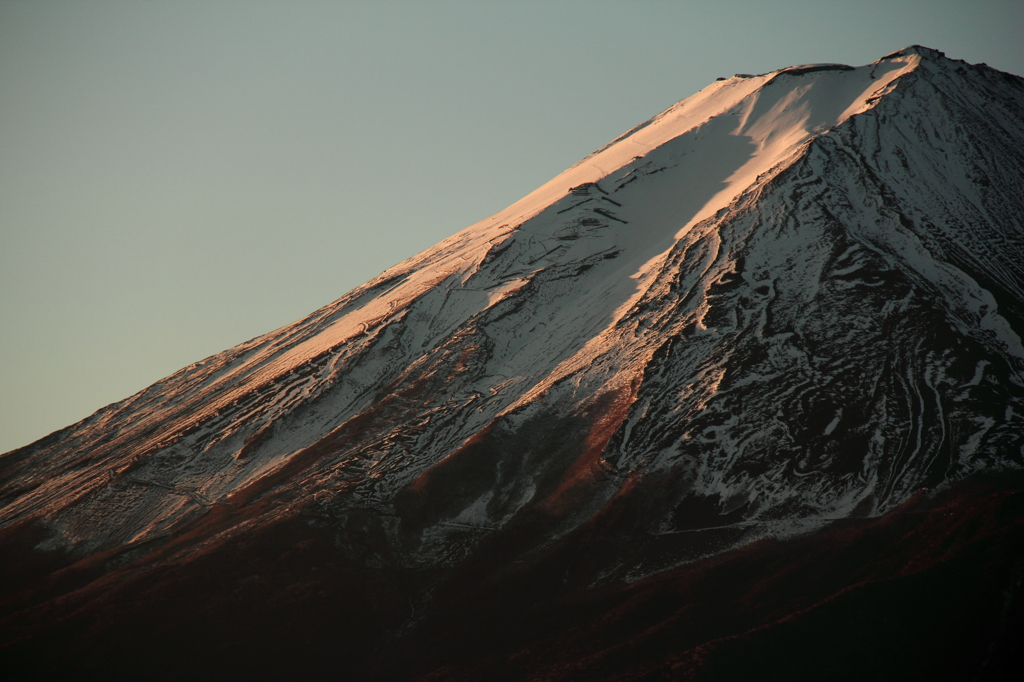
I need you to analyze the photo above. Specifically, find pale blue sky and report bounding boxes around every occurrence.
[2,0,1022,453]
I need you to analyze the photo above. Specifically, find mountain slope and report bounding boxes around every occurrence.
[3,46,1024,680]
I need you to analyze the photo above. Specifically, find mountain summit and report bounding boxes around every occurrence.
[3,47,1024,680]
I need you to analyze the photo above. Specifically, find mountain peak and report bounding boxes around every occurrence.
[881,44,947,60]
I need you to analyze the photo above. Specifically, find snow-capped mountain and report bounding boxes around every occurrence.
[3,46,1023,680]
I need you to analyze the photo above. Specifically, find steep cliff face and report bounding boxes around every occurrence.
[3,47,1024,680]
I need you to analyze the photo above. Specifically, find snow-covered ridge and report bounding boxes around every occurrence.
[2,49,1023,582]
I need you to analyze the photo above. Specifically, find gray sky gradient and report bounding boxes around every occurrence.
[2,0,1023,453]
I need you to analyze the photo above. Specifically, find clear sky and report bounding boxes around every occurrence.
[2,0,1023,454]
